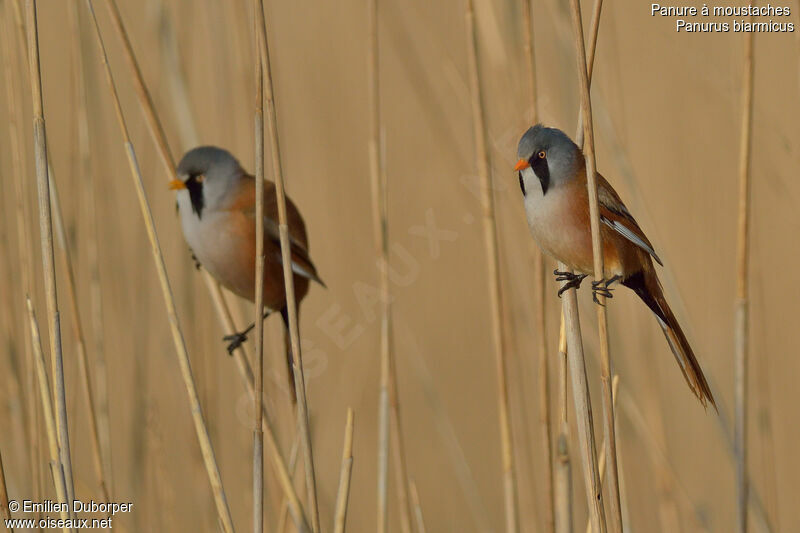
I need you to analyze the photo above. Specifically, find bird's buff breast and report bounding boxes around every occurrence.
[179,203,256,300]
[524,184,596,274]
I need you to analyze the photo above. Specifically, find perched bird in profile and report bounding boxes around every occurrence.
[515,124,714,408]
[170,146,324,398]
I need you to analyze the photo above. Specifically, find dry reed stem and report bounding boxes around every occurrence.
[575,0,604,149]
[586,375,619,533]
[735,20,755,533]
[521,0,555,530]
[202,263,311,533]
[559,279,606,532]
[47,173,110,502]
[12,0,108,505]
[554,315,572,533]
[252,4,321,530]
[557,316,567,426]
[274,435,301,533]
[409,480,428,533]
[333,408,355,533]
[368,0,391,528]
[99,1,310,526]
[103,0,175,171]
[252,2,267,532]
[24,0,76,507]
[569,1,622,531]
[554,432,572,533]
[68,0,115,498]
[83,4,235,531]
[464,0,520,530]
[25,297,71,529]
[367,0,414,530]
[1,2,40,502]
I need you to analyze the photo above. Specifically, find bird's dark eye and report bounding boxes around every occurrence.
[538,150,546,159]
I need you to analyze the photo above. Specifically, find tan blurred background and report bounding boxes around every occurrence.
[1,0,798,531]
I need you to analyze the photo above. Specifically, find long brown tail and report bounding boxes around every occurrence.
[622,269,716,409]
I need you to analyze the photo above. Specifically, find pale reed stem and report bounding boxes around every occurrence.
[464,0,519,530]
[69,0,115,498]
[84,3,235,530]
[1,2,40,503]
[521,0,555,530]
[735,20,755,533]
[367,0,414,530]
[26,297,71,531]
[252,2,267,532]
[24,0,75,508]
[333,409,355,533]
[585,376,620,533]
[253,3,320,530]
[99,1,309,527]
[569,0,622,531]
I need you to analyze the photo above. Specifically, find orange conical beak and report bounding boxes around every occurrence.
[514,159,530,171]
[168,179,187,190]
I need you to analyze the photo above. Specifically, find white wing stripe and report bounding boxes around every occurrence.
[601,216,663,265]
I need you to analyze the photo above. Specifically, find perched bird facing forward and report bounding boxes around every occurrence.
[170,146,324,398]
[515,125,714,408]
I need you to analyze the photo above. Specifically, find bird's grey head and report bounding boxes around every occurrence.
[174,146,243,218]
[515,124,583,197]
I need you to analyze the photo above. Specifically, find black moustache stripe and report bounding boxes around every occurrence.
[532,157,550,195]
[187,175,205,218]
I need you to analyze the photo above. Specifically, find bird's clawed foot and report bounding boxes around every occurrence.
[190,250,202,270]
[223,332,248,355]
[591,275,621,305]
[554,269,588,297]
[222,309,272,355]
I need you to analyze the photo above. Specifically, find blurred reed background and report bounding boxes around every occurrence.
[1,0,798,531]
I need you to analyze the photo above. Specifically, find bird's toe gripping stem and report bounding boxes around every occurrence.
[554,269,588,298]
[591,275,621,305]
[223,332,248,355]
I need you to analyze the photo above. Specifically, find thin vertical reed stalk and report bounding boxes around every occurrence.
[521,1,555,530]
[252,4,320,531]
[558,271,606,533]
[586,376,619,533]
[24,0,76,506]
[68,0,114,498]
[554,433,572,533]
[275,436,302,533]
[568,1,622,531]
[575,0,604,149]
[464,0,519,530]
[252,3,267,533]
[554,316,572,533]
[333,408,355,533]
[98,1,310,527]
[735,21,755,533]
[368,0,391,528]
[83,4,235,531]
[367,0,414,531]
[26,297,71,530]
[409,480,428,533]
[14,0,110,503]
[47,173,110,502]
[1,2,40,503]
